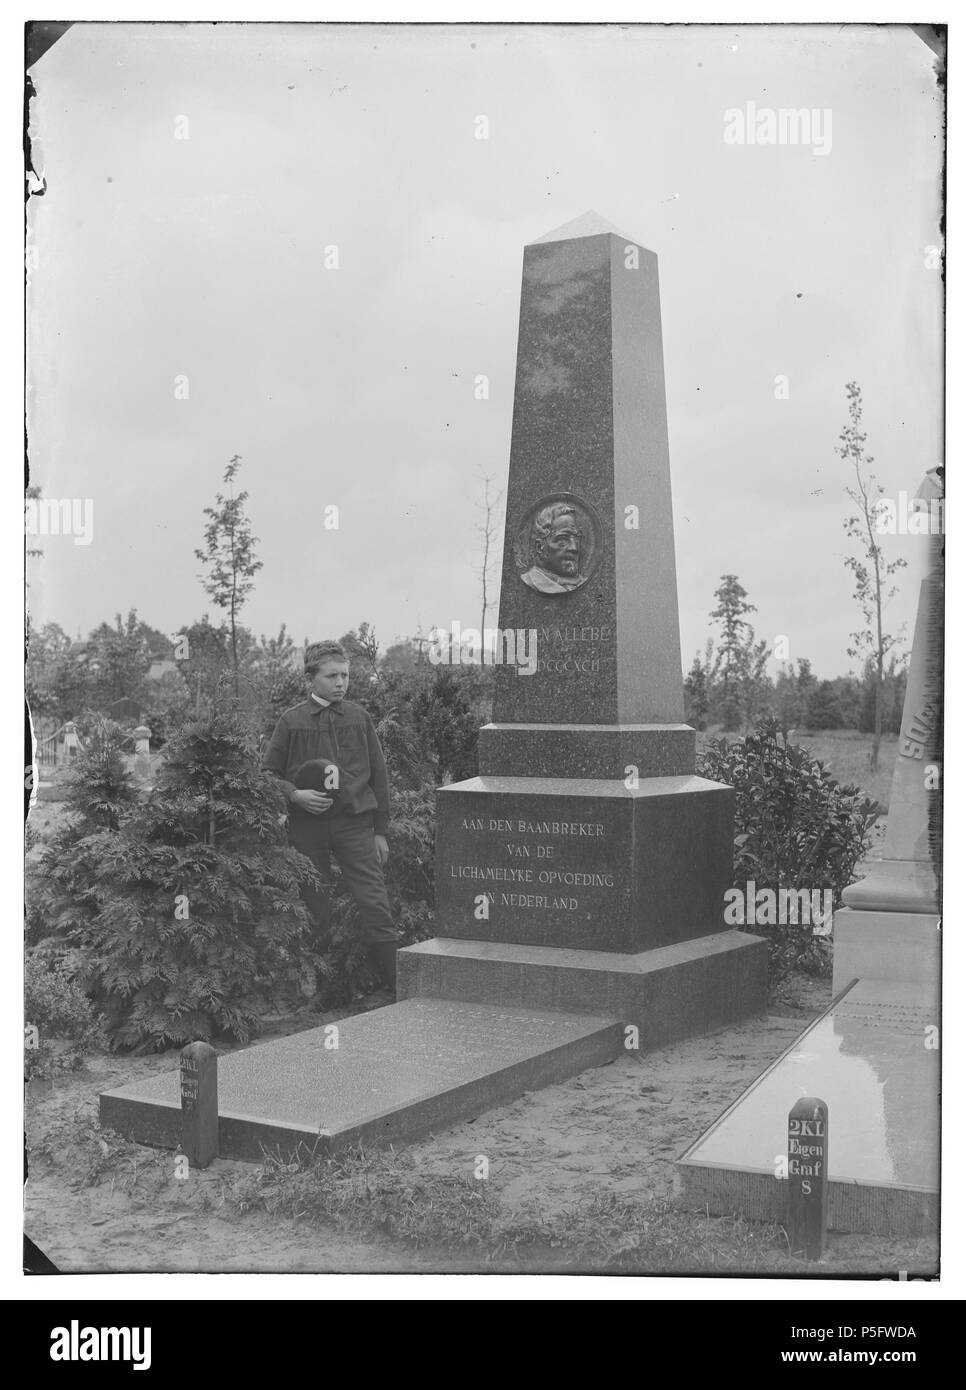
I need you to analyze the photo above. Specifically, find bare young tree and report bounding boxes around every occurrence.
[838,381,907,773]
[195,455,263,701]
[475,469,504,637]
[339,623,381,677]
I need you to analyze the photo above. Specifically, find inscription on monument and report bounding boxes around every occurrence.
[451,814,617,912]
[900,702,938,760]
[532,623,614,676]
[436,792,634,949]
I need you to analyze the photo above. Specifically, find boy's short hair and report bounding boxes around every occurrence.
[304,640,348,678]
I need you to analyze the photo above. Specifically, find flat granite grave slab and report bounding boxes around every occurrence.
[675,979,939,1236]
[100,998,624,1162]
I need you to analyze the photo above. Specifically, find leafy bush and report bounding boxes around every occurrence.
[698,715,879,982]
[411,667,480,783]
[26,719,140,952]
[25,955,106,1079]
[30,715,323,1050]
[142,669,193,748]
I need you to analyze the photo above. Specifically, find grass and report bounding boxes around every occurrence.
[697,729,897,813]
[792,731,898,813]
[30,1063,937,1277]
[30,1100,790,1269]
[176,1137,801,1271]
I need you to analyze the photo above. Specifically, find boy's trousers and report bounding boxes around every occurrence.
[288,809,400,946]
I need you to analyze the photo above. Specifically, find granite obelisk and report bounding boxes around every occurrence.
[401,212,767,1037]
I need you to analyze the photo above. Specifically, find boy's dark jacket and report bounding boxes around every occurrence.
[261,697,390,835]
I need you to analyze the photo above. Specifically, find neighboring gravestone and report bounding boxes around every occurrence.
[676,979,938,1236]
[109,697,141,722]
[133,724,153,783]
[61,720,81,762]
[179,1041,218,1168]
[402,211,767,1035]
[787,1097,828,1260]
[832,469,943,993]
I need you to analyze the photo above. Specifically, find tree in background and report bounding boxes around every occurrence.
[683,642,712,730]
[246,624,305,734]
[382,635,424,673]
[804,680,845,731]
[709,575,767,732]
[741,636,772,728]
[339,623,380,681]
[771,657,818,737]
[196,455,263,701]
[86,610,153,706]
[475,469,504,636]
[175,616,243,714]
[25,621,75,722]
[839,381,907,772]
[858,652,907,737]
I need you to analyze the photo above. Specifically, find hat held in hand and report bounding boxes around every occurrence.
[293,759,342,807]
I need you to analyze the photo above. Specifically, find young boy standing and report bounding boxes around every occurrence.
[261,640,401,992]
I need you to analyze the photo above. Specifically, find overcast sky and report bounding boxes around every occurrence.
[26,22,943,678]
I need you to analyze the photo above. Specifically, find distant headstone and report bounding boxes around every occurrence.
[108,697,141,722]
[787,1097,828,1259]
[133,724,152,782]
[179,1041,218,1168]
[62,720,80,761]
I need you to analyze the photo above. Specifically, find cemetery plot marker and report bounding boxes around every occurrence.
[787,1097,828,1260]
[180,1041,218,1169]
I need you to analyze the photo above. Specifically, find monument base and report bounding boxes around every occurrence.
[398,929,768,1048]
[434,773,735,953]
[832,908,941,994]
[842,857,939,914]
[477,723,695,779]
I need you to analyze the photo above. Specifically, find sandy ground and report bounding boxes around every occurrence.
[23,974,938,1278]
